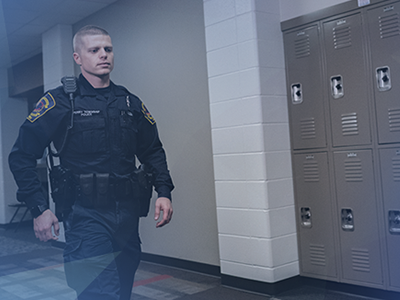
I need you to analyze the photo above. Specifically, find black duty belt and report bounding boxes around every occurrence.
[74,173,137,208]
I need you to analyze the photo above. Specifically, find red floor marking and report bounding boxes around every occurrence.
[133,274,173,287]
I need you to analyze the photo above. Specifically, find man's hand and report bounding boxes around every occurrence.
[33,209,60,242]
[154,197,173,228]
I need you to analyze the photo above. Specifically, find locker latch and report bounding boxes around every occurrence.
[300,207,312,228]
[376,66,391,92]
[341,208,354,231]
[389,210,400,234]
[291,83,303,104]
[331,75,344,99]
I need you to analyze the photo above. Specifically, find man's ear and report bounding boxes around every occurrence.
[73,52,81,65]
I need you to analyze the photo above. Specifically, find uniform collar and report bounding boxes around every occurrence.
[77,74,127,97]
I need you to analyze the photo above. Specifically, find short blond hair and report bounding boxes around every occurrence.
[73,25,110,53]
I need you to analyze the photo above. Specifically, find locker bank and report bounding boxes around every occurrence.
[282,0,400,292]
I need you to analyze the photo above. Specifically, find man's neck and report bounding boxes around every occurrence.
[82,73,110,88]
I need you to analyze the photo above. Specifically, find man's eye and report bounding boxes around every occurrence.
[105,48,112,53]
[90,49,98,53]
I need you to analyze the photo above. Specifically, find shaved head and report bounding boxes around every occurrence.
[73,25,110,53]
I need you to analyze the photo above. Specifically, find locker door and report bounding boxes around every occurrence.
[284,25,327,150]
[379,147,400,289]
[293,152,337,279]
[367,3,400,144]
[333,150,383,286]
[323,14,372,147]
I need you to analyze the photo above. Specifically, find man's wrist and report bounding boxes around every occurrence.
[30,204,49,218]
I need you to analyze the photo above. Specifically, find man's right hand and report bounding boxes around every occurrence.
[33,209,60,242]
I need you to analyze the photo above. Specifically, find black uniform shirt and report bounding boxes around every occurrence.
[9,74,174,209]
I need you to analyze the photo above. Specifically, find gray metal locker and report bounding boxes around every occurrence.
[333,150,383,286]
[323,13,372,147]
[284,25,327,150]
[292,152,337,279]
[379,147,400,289]
[367,2,400,144]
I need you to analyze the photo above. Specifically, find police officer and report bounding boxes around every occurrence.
[8,25,174,300]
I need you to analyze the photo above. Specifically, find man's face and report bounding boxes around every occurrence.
[73,34,114,79]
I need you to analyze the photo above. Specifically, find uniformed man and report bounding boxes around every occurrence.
[9,25,174,300]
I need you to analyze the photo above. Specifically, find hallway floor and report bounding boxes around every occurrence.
[0,223,396,300]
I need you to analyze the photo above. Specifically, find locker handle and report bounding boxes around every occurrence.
[300,207,312,228]
[291,83,303,104]
[341,208,354,231]
[389,210,400,234]
[376,66,391,92]
[331,75,344,99]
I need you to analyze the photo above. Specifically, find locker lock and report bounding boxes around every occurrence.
[389,210,400,234]
[376,66,391,92]
[341,208,354,231]
[291,83,303,104]
[300,207,312,228]
[331,75,344,99]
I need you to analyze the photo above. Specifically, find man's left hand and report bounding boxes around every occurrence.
[154,197,173,228]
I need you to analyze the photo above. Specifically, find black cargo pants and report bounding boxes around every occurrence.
[63,201,141,300]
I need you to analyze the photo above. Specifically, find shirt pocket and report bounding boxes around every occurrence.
[68,117,106,154]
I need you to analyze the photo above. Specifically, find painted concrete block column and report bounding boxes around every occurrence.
[203,0,299,283]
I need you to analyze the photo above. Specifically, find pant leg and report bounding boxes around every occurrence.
[114,209,141,300]
[63,205,121,300]
[115,233,141,300]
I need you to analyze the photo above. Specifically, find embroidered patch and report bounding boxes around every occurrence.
[27,93,56,123]
[141,103,155,125]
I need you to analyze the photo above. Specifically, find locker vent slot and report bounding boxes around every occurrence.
[300,118,317,140]
[388,108,400,132]
[379,13,400,39]
[351,248,370,273]
[344,160,363,182]
[294,36,310,59]
[393,157,400,181]
[303,160,319,182]
[333,26,352,49]
[309,244,326,266]
[341,113,359,136]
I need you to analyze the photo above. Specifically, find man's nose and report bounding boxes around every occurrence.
[99,48,107,57]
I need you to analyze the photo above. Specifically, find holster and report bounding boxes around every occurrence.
[49,165,73,221]
[134,164,155,217]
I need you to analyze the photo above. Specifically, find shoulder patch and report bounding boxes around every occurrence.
[141,103,156,125]
[27,93,56,123]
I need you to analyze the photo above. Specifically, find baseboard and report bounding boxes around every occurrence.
[140,252,221,277]
[221,274,400,298]
[300,277,400,300]
[221,274,301,296]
